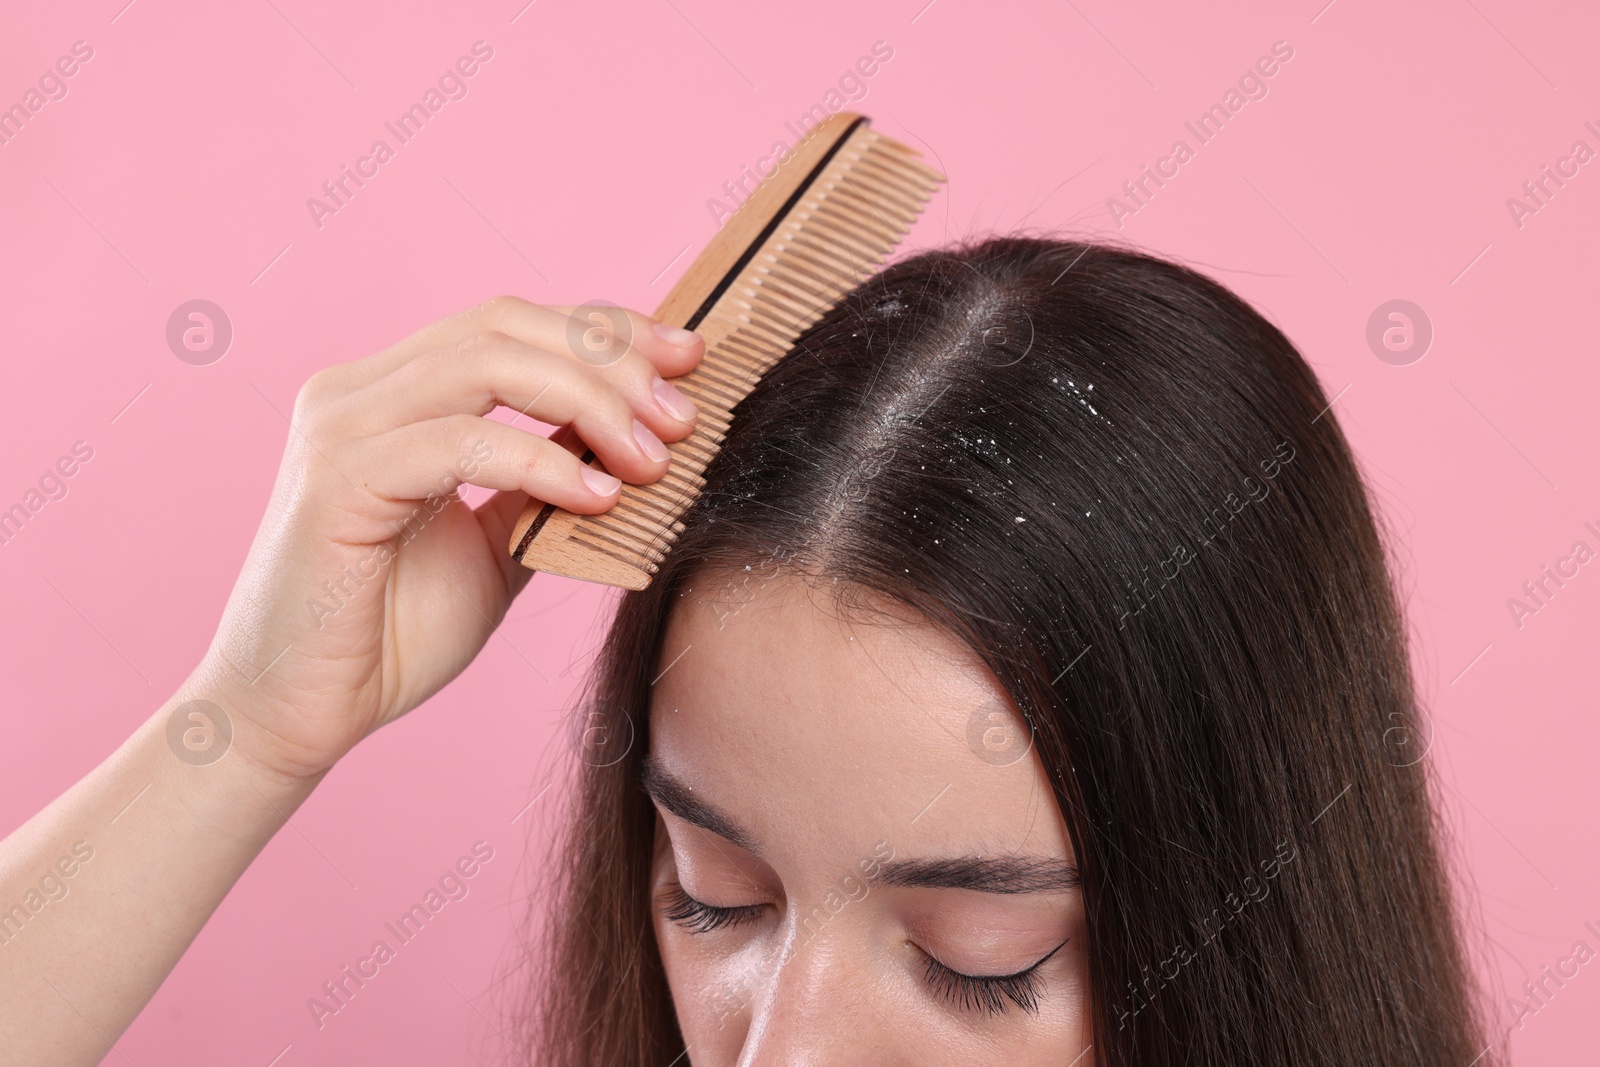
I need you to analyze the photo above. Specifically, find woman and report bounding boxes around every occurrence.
[0,237,1490,1065]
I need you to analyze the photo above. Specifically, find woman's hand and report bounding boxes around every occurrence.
[0,296,703,1066]
[195,295,704,782]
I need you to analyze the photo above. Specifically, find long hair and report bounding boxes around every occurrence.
[516,235,1491,1065]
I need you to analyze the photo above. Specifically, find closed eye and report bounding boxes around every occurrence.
[656,883,767,934]
[921,939,1068,1016]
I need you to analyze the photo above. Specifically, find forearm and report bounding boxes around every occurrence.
[0,296,700,1064]
[0,676,321,1066]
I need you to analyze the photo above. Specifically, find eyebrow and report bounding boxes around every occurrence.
[878,856,1081,894]
[641,759,1080,894]
[640,756,763,855]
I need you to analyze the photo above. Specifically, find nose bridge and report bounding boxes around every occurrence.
[737,900,882,1067]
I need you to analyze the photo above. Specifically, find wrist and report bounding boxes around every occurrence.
[117,689,324,861]
[162,658,338,797]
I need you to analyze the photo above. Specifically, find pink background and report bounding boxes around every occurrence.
[1,0,1595,1063]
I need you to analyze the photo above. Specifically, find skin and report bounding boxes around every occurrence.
[0,297,705,1064]
[648,572,1091,1064]
[0,293,1090,1063]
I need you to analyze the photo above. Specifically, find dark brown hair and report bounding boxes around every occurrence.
[514,235,1490,1065]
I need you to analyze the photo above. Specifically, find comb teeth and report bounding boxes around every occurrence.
[509,116,945,590]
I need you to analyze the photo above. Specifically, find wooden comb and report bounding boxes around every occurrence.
[508,112,944,589]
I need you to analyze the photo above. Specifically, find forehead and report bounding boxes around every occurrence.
[647,569,1069,871]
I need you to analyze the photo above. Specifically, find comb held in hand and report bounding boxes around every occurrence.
[508,113,944,589]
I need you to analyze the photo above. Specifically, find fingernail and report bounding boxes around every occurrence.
[652,375,699,422]
[633,418,670,463]
[581,465,622,496]
[653,322,700,347]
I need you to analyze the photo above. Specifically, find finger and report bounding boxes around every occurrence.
[343,332,689,486]
[336,297,706,399]
[474,488,539,596]
[540,302,707,380]
[548,423,585,455]
[338,415,628,516]
[471,426,589,594]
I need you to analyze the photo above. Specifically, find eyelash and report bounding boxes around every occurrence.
[921,940,1067,1017]
[659,883,1064,1019]
[657,884,766,934]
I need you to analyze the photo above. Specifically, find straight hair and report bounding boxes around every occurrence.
[515,235,1491,1066]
